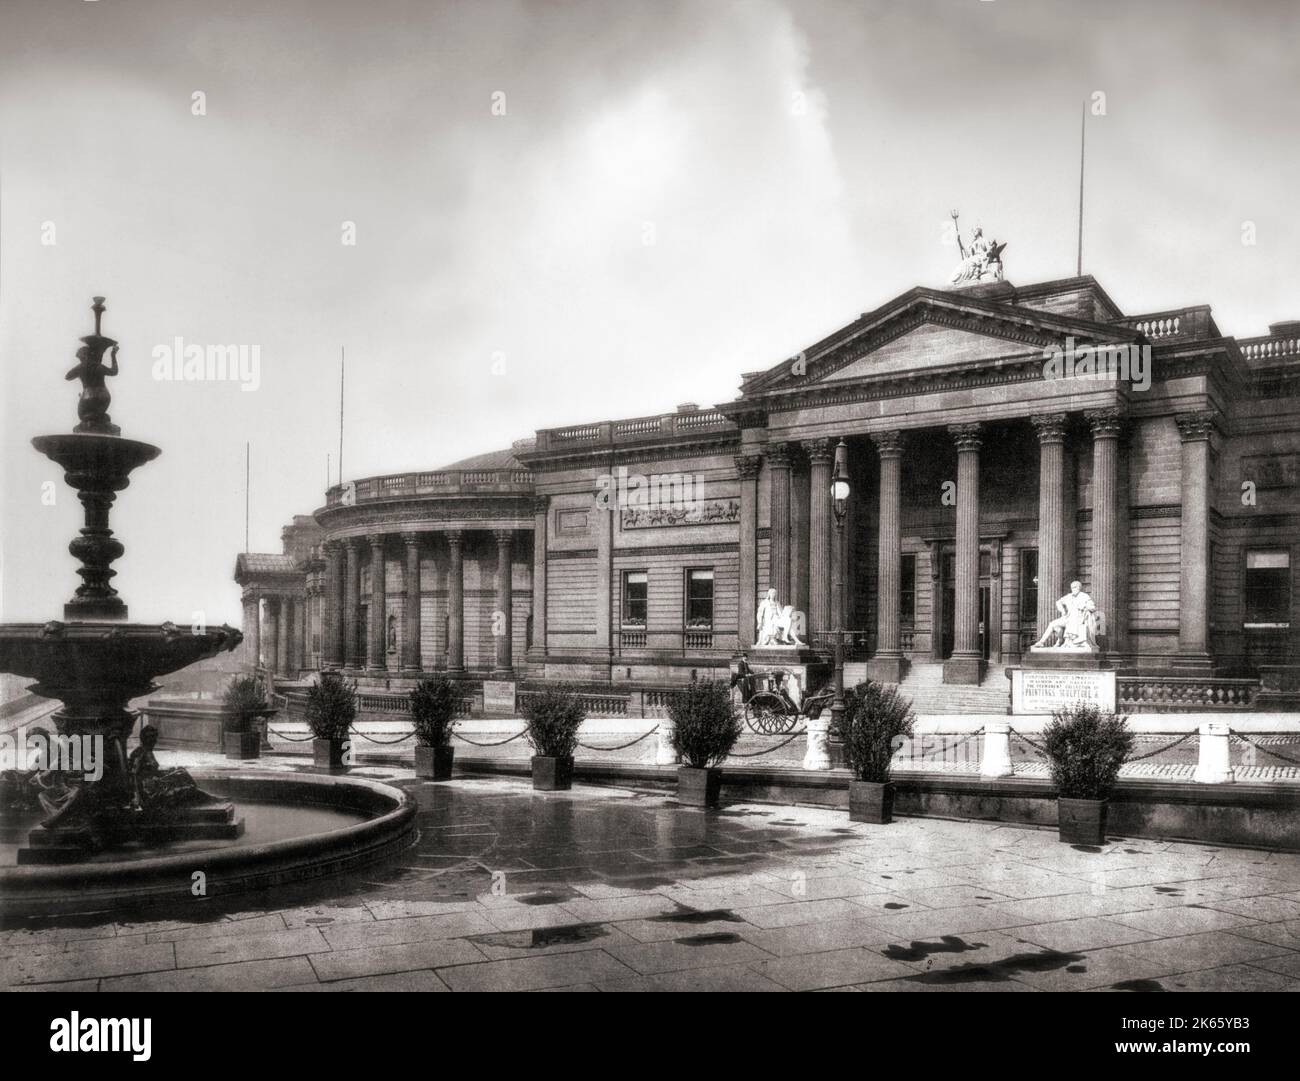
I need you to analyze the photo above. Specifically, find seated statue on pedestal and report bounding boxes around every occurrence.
[1032,580,1099,651]
[756,588,805,648]
[128,725,218,818]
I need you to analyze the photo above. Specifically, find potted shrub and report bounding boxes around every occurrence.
[669,680,743,807]
[521,684,585,791]
[842,680,914,824]
[1042,703,1134,845]
[304,670,356,770]
[221,675,274,760]
[410,676,458,780]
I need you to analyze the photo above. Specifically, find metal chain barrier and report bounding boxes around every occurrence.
[902,727,985,763]
[453,728,531,748]
[349,724,416,745]
[576,726,659,752]
[267,725,316,743]
[1126,730,1198,762]
[1008,726,1048,755]
[1230,729,1300,768]
[725,730,807,757]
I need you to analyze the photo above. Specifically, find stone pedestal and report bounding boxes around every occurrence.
[980,722,1014,778]
[1194,721,1235,784]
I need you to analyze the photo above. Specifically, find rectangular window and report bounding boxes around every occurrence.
[900,554,916,624]
[1020,549,1039,625]
[685,568,714,629]
[622,570,647,627]
[1244,550,1291,627]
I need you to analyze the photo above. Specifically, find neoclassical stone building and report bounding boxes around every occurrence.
[237,275,1300,709]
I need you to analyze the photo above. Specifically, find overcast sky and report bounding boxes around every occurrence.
[2,0,1297,624]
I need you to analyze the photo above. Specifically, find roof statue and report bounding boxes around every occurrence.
[949,210,1006,286]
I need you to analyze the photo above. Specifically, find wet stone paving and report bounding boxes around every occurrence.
[5,773,1300,992]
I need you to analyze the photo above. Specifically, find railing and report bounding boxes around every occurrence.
[684,630,714,650]
[518,689,628,717]
[900,628,915,652]
[808,630,872,661]
[1117,676,1257,711]
[1116,307,1213,342]
[1240,336,1300,364]
[355,691,475,718]
[536,410,734,451]
[620,629,647,649]
[326,468,534,506]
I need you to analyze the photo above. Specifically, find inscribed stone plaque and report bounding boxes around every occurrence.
[483,680,517,715]
[1010,668,1116,714]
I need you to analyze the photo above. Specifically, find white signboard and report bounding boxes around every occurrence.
[483,680,517,715]
[1011,668,1116,714]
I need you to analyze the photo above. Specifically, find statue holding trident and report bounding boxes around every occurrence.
[949,211,1006,285]
[65,296,121,435]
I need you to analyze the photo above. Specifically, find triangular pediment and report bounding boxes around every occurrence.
[736,283,1140,398]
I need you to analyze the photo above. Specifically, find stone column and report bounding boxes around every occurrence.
[447,530,465,673]
[868,430,905,682]
[944,423,984,684]
[493,529,514,677]
[767,443,793,603]
[289,594,304,674]
[270,596,286,677]
[1175,410,1216,670]
[402,532,422,673]
[529,497,548,667]
[594,484,613,669]
[322,541,344,669]
[804,439,833,641]
[343,538,362,670]
[736,454,762,647]
[366,533,386,672]
[1031,412,1069,639]
[242,591,261,672]
[1087,409,1123,652]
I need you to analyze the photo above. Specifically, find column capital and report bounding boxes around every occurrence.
[322,538,342,556]
[365,532,386,550]
[1030,412,1069,444]
[870,430,905,459]
[947,422,983,453]
[344,536,363,552]
[766,442,794,469]
[1085,407,1126,438]
[531,495,550,514]
[734,453,763,480]
[802,437,835,465]
[446,528,464,549]
[400,531,421,548]
[493,528,515,546]
[1175,409,1218,443]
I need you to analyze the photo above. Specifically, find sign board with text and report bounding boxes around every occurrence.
[1010,668,1116,714]
[483,680,517,715]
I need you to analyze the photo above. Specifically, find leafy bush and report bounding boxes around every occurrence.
[669,680,744,768]
[222,675,268,732]
[521,684,585,758]
[410,676,458,747]
[304,671,356,741]
[842,681,914,783]
[1042,703,1134,799]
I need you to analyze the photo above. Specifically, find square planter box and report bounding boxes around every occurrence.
[415,744,455,781]
[848,780,895,824]
[531,755,573,791]
[1057,797,1107,845]
[223,729,261,760]
[677,766,722,808]
[313,737,348,770]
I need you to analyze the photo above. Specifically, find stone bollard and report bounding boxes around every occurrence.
[803,715,832,770]
[1193,721,1234,784]
[655,718,679,766]
[980,721,1014,778]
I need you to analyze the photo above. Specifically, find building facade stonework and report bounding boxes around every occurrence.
[236,276,1300,707]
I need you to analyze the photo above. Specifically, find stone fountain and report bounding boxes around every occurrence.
[0,297,243,862]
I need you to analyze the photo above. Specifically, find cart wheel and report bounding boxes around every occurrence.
[746,692,796,735]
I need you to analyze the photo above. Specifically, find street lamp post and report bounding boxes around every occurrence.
[829,439,851,733]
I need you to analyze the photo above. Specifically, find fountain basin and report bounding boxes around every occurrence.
[0,771,417,918]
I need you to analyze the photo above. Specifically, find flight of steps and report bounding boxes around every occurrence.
[844,660,1010,716]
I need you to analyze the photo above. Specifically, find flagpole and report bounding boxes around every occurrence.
[244,442,250,552]
[338,346,345,485]
[1077,99,1086,277]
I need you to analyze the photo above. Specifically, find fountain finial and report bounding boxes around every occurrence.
[66,295,120,436]
[91,296,106,335]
